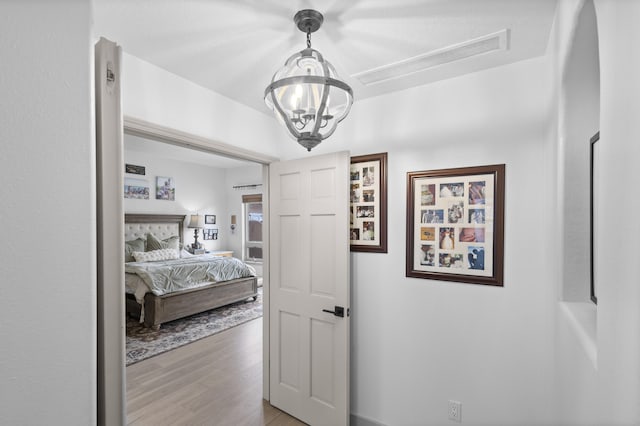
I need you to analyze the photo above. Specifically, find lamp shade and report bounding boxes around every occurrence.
[188,214,205,229]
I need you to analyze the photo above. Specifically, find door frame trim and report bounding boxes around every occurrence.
[100,115,276,422]
[124,116,278,165]
[96,37,125,426]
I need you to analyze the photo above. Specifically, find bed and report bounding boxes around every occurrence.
[124,213,258,329]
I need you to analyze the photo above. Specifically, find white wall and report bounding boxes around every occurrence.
[559,0,600,303]
[0,1,95,425]
[124,135,231,251]
[122,53,286,159]
[552,0,601,423]
[343,57,557,425]
[594,1,640,421]
[554,1,640,424]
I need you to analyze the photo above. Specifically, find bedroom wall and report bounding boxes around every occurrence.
[124,134,228,252]
[0,1,96,425]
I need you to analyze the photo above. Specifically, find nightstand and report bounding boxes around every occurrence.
[209,250,233,257]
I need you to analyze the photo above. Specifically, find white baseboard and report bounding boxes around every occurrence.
[351,413,388,426]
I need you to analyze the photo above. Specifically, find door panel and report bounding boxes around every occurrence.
[279,311,301,390]
[280,215,304,291]
[310,317,336,405]
[311,215,337,296]
[270,151,350,426]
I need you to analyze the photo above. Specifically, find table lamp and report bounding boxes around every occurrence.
[188,214,205,249]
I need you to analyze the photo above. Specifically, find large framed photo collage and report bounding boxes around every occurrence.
[406,164,505,286]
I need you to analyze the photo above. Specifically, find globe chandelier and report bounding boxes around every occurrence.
[264,9,354,151]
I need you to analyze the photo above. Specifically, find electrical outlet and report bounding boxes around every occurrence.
[448,400,462,423]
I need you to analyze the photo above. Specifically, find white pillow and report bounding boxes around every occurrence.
[180,248,194,258]
[132,248,179,262]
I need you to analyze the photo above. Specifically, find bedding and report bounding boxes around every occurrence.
[132,248,179,263]
[146,232,180,251]
[125,237,145,262]
[126,255,256,299]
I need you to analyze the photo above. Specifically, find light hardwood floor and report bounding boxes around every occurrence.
[126,317,306,426]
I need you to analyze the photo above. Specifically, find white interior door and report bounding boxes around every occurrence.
[269,151,351,426]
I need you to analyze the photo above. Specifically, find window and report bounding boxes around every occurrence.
[243,194,262,262]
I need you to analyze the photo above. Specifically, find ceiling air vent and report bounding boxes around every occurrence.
[353,29,510,86]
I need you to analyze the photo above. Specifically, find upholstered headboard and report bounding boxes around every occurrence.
[124,214,185,243]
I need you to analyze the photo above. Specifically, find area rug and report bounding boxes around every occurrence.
[126,287,262,365]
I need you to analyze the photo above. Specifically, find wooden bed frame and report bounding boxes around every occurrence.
[124,213,258,329]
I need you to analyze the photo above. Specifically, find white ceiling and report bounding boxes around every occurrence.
[94,0,558,115]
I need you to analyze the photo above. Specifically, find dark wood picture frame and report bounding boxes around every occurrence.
[406,164,505,286]
[350,152,388,253]
[205,214,216,225]
[590,131,600,304]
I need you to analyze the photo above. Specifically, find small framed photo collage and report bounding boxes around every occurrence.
[406,164,505,286]
[203,228,218,240]
[350,153,387,253]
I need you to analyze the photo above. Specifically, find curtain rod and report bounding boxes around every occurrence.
[232,184,263,190]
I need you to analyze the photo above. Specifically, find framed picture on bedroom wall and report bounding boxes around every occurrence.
[156,176,175,201]
[203,228,218,240]
[406,164,505,286]
[350,152,388,253]
[125,163,146,175]
[124,178,149,200]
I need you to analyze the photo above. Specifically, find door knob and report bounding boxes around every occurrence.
[322,306,349,317]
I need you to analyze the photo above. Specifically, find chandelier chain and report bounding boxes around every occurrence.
[306,28,312,48]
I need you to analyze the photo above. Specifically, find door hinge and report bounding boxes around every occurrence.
[106,65,116,85]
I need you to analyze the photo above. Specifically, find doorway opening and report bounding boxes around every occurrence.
[120,117,274,423]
